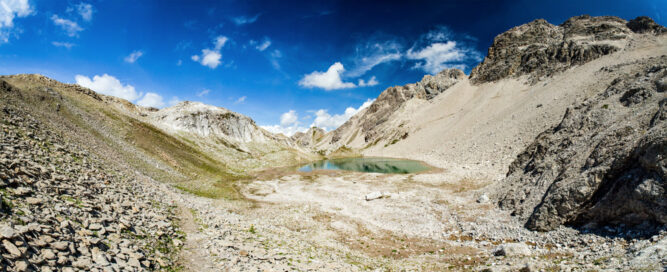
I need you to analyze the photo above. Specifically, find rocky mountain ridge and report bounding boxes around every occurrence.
[470,15,665,84]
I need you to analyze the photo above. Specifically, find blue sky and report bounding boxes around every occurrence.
[0,0,664,135]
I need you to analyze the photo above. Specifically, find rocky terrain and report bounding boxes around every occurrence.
[499,56,667,232]
[0,14,665,271]
[0,100,182,271]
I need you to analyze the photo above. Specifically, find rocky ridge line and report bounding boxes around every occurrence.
[470,15,665,84]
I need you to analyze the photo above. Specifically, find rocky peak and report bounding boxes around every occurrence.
[331,68,464,145]
[149,101,268,143]
[470,15,662,84]
[291,127,326,147]
[626,16,667,34]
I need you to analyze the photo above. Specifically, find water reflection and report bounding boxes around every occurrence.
[298,157,430,174]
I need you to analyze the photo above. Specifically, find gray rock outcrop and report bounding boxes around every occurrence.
[469,15,663,84]
[498,56,667,231]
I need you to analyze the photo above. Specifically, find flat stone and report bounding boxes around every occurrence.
[493,243,532,257]
[26,197,43,205]
[14,260,28,272]
[42,249,56,260]
[52,241,68,251]
[0,224,16,239]
[3,239,22,257]
[88,223,103,231]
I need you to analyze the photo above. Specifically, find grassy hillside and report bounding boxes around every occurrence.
[0,74,307,199]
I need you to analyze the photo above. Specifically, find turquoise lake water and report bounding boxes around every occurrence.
[297,157,430,174]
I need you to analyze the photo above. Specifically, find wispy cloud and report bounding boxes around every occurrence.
[347,40,402,77]
[52,41,75,49]
[124,50,144,63]
[251,38,271,51]
[74,3,94,21]
[231,14,260,25]
[234,96,246,104]
[269,49,282,70]
[196,89,210,97]
[405,26,482,74]
[0,0,33,43]
[51,15,83,37]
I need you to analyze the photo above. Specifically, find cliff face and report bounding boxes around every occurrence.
[470,15,665,84]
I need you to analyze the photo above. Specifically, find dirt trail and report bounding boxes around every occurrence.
[176,202,218,271]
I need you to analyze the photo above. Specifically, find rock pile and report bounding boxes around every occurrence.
[0,101,182,271]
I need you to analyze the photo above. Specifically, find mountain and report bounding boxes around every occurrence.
[317,15,666,232]
[0,14,665,272]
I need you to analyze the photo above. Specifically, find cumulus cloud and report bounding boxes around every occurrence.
[51,15,83,37]
[192,36,228,69]
[75,74,142,101]
[357,76,378,87]
[136,92,165,108]
[74,3,93,21]
[52,41,74,49]
[260,109,308,136]
[231,14,259,25]
[124,50,144,63]
[0,0,33,43]
[406,27,482,74]
[196,89,210,97]
[299,62,357,91]
[280,110,298,126]
[310,99,374,131]
[261,124,307,136]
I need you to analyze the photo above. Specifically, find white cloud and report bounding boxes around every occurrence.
[310,99,374,131]
[136,92,165,108]
[168,96,182,106]
[260,109,308,136]
[52,41,74,49]
[234,96,246,104]
[269,49,282,70]
[231,14,259,25]
[357,76,379,87]
[347,41,402,77]
[405,27,482,74]
[261,124,308,136]
[75,74,142,101]
[0,0,33,43]
[280,110,298,126]
[196,89,210,97]
[214,36,228,50]
[124,50,144,63]
[299,62,357,91]
[51,15,83,37]
[75,3,93,21]
[255,39,271,51]
[191,36,228,69]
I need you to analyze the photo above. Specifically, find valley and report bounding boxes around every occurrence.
[0,14,665,271]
